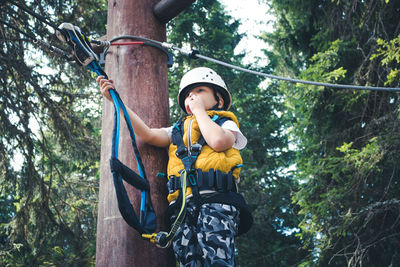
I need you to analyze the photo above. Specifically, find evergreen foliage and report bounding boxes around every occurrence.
[266,0,400,265]
[0,0,106,265]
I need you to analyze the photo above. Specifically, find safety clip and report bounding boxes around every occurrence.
[56,22,98,66]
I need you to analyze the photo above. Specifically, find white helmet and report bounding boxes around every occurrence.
[177,67,232,112]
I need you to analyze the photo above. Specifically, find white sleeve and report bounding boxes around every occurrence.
[161,126,173,142]
[221,120,248,150]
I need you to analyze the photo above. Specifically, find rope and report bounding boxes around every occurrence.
[161,43,400,92]
[100,35,173,67]
[33,39,71,59]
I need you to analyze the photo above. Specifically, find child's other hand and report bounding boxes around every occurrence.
[96,76,114,102]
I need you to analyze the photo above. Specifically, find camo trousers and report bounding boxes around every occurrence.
[172,201,240,267]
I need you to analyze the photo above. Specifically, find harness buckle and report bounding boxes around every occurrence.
[188,173,197,186]
[167,176,176,194]
[154,231,171,248]
[175,147,187,158]
[191,143,202,153]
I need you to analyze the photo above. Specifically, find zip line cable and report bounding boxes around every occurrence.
[95,35,173,67]
[195,54,400,92]
[161,43,400,92]
[3,0,400,92]
[92,36,400,92]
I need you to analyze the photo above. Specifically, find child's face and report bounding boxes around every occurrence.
[184,85,221,114]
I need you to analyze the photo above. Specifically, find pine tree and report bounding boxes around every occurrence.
[0,0,107,265]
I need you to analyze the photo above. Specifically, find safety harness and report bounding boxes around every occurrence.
[170,114,232,197]
[165,114,253,236]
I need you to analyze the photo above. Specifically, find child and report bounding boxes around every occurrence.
[97,67,252,266]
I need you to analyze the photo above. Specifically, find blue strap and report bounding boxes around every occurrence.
[110,90,121,158]
[89,64,155,233]
[114,94,148,213]
[211,115,219,121]
[110,90,151,216]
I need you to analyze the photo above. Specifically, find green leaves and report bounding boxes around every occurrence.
[371,35,400,86]
[338,138,383,173]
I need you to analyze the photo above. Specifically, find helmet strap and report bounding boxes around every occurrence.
[212,87,223,110]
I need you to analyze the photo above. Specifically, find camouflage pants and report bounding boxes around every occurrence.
[172,201,240,267]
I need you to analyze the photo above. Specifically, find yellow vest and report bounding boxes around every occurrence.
[167,110,243,202]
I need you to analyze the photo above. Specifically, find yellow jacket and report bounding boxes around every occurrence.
[167,110,243,202]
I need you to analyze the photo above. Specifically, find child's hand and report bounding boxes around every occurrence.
[96,76,114,102]
[185,94,205,114]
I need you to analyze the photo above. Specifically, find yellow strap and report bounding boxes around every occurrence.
[142,233,157,243]
[141,171,188,246]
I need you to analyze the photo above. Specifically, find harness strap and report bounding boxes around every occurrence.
[111,170,156,234]
[172,118,207,171]
[170,115,235,217]
[171,115,229,171]
[168,168,237,194]
[110,157,150,191]
[109,89,157,234]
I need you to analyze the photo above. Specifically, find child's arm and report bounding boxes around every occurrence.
[188,96,236,152]
[97,76,170,148]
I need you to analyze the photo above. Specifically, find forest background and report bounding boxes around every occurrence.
[1,0,399,266]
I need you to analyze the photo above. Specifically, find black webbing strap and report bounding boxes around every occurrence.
[167,169,237,194]
[171,116,207,170]
[171,114,230,171]
[110,157,150,191]
[110,89,156,235]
